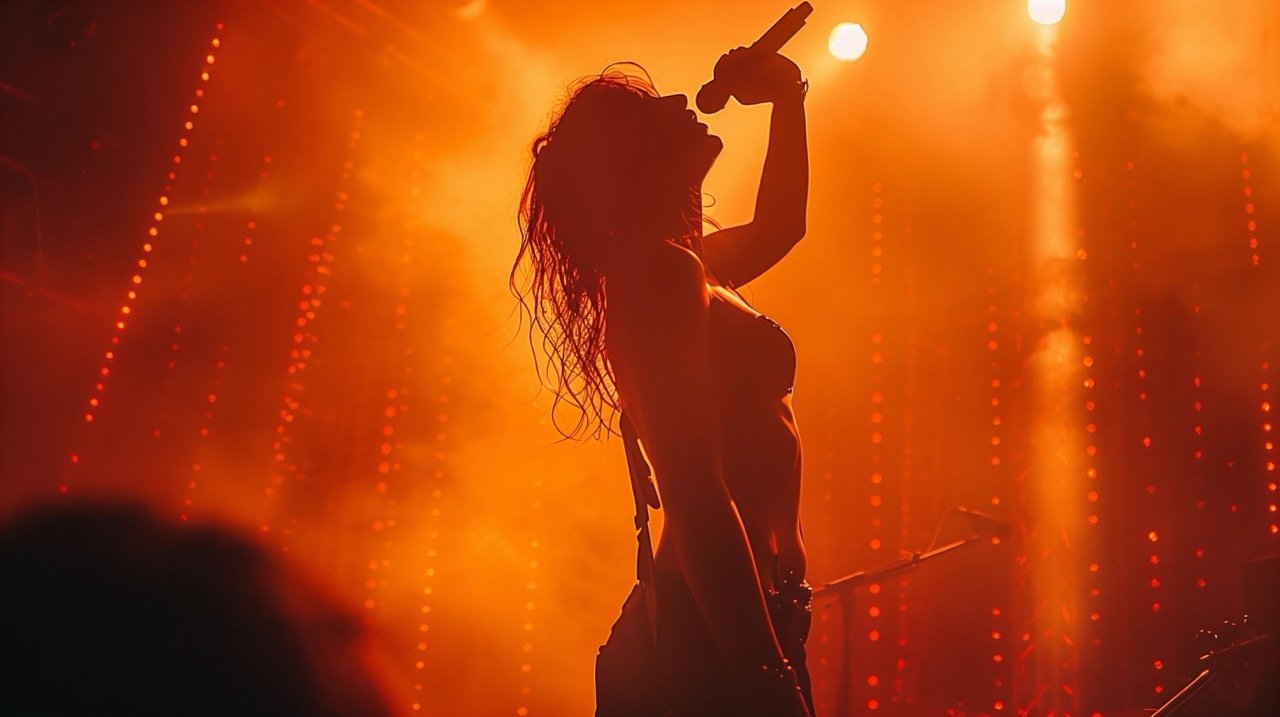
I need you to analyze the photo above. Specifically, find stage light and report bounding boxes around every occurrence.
[1028,0,1066,26]
[828,23,868,62]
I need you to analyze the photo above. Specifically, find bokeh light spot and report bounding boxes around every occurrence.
[829,23,869,62]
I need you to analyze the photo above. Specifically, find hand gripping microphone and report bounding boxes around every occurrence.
[695,1,814,114]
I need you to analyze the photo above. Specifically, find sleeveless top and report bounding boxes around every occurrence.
[707,290,797,401]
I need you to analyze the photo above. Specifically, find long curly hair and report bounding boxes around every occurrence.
[511,67,705,439]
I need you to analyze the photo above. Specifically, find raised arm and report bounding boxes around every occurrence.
[605,243,809,715]
[701,52,809,288]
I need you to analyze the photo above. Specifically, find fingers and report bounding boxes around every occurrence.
[710,49,804,107]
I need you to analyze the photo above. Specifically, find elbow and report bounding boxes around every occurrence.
[792,222,807,245]
[779,222,805,249]
[776,211,806,247]
[753,217,805,249]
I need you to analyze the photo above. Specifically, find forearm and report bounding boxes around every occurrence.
[752,95,809,242]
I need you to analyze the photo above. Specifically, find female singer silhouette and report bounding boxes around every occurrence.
[512,47,812,716]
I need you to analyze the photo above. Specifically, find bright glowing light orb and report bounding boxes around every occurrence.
[828,23,869,62]
[1028,0,1066,26]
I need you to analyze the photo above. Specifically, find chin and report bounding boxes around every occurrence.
[694,134,723,178]
[704,132,724,156]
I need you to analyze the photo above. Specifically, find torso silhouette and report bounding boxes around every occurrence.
[652,281,805,593]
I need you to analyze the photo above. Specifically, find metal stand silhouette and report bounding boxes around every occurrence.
[813,507,1009,715]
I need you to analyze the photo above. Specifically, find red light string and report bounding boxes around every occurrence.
[1242,152,1277,539]
[984,246,1011,713]
[66,22,225,490]
[404,133,448,713]
[1122,158,1166,701]
[863,180,887,714]
[261,109,364,540]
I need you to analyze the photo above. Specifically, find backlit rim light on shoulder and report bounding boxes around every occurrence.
[829,22,869,62]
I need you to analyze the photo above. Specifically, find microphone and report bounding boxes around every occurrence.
[695,2,814,114]
[954,507,1012,541]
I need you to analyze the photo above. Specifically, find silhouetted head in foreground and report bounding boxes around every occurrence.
[513,66,723,438]
[0,502,391,716]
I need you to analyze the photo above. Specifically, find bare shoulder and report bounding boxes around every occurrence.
[605,241,716,433]
[606,240,710,324]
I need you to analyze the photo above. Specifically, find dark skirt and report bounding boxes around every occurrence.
[596,570,814,716]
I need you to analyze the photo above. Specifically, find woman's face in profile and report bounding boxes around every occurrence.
[642,94,724,186]
[544,83,722,221]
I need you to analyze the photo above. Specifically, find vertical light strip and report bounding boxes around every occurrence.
[1242,152,1278,540]
[410,407,446,714]
[1242,152,1261,267]
[181,344,227,522]
[813,209,845,713]
[406,133,444,713]
[814,405,837,707]
[1124,160,1164,702]
[518,462,542,716]
[1021,24,1083,716]
[169,138,223,517]
[261,109,364,539]
[864,180,887,714]
[1188,369,1208,593]
[184,152,269,520]
[66,22,225,489]
[1081,328,1101,647]
[984,248,1009,713]
[893,220,915,708]
[365,172,419,623]
[1263,359,1277,538]
[365,386,403,616]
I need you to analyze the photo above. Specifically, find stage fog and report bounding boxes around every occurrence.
[2,1,1277,715]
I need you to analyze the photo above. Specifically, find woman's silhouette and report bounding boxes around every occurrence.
[513,48,812,716]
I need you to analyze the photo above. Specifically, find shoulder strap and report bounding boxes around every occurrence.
[619,413,661,640]
[619,413,660,582]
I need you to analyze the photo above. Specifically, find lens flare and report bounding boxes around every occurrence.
[828,23,869,62]
[1028,0,1066,26]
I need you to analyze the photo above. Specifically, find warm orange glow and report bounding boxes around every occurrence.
[8,6,1270,716]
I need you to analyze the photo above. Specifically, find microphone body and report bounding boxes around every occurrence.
[955,507,1012,540]
[696,1,813,114]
